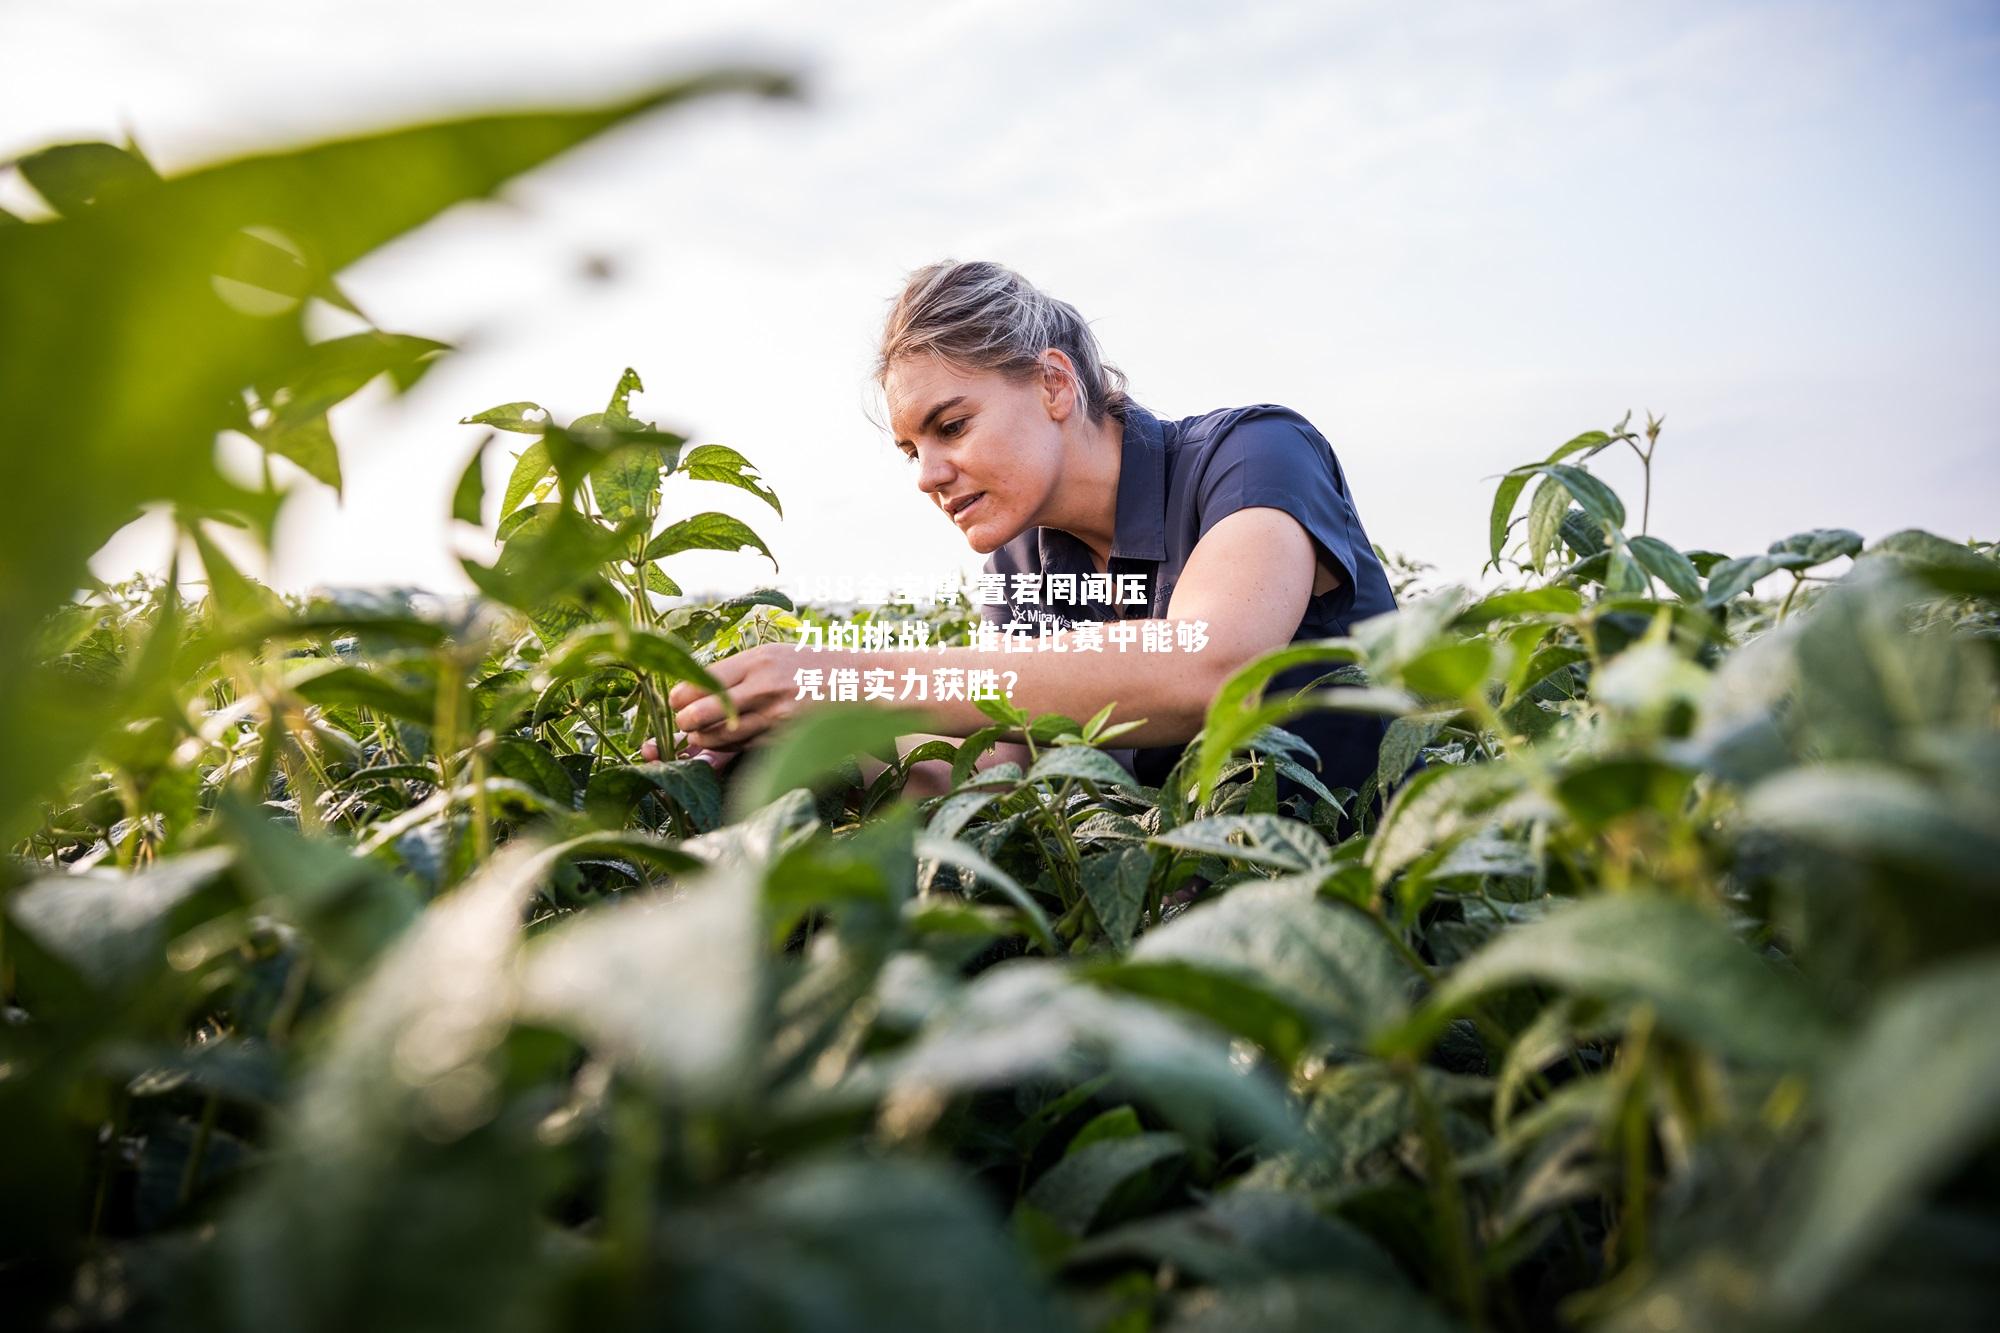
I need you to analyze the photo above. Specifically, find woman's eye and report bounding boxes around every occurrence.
[939,419,965,438]
[899,448,918,464]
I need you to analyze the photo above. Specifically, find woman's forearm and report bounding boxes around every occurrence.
[794,621,1229,748]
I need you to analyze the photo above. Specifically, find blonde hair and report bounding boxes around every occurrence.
[875,260,1132,428]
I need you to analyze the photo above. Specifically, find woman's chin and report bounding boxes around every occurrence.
[963,520,1020,555]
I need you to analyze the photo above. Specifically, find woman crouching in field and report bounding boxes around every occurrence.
[646,260,1399,806]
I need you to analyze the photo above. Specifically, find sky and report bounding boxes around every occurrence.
[7,0,1998,603]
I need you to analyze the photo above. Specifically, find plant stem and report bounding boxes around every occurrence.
[1614,1009,1657,1270]
[1409,1068,1483,1327]
[176,1093,221,1209]
[1777,573,1805,623]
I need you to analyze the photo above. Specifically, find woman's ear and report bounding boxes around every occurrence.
[1040,349,1079,423]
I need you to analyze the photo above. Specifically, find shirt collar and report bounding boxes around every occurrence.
[1109,403,1167,562]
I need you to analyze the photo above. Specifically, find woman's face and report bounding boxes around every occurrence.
[883,354,1065,555]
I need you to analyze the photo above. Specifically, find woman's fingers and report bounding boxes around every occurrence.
[686,712,768,752]
[661,646,804,750]
[673,644,789,737]
[634,741,744,770]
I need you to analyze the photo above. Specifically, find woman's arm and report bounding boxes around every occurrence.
[670,507,1322,751]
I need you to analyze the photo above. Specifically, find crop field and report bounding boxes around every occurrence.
[4,76,1998,1333]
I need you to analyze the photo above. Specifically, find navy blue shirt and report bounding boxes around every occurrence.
[981,401,1397,801]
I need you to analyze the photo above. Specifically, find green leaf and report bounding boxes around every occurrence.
[1082,844,1152,949]
[1767,527,1863,569]
[1067,1105,1144,1152]
[547,623,725,701]
[1349,589,1468,671]
[679,442,783,515]
[460,400,550,434]
[1488,470,1532,564]
[536,418,682,499]
[604,366,644,423]
[1553,757,1696,830]
[644,511,776,568]
[864,962,1303,1147]
[1025,1132,1185,1233]
[1150,814,1330,873]
[215,840,552,1332]
[257,331,447,425]
[1538,462,1627,530]
[1375,712,1447,794]
[1065,1190,1399,1286]
[289,661,437,724]
[496,438,553,519]
[252,410,343,495]
[537,829,703,878]
[216,796,420,993]
[1702,553,1784,606]
[520,865,762,1102]
[1368,760,1524,888]
[949,724,1013,787]
[1526,474,1569,571]
[463,507,626,610]
[1561,506,1610,562]
[1456,586,1583,626]
[1486,430,1613,565]
[1546,429,1614,464]
[1741,764,2000,890]
[1115,880,1409,1056]
[1025,745,1141,792]
[1769,956,2000,1311]
[494,499,555,543]
[927,787,1003,841]
[189,522,284,624]
[591,443,671,524]
[1380,895,1835,1068]
[732,705,930,819]
[1790,576,1996,761]
[7,847,237,994]
[586,372,681,522]
[451,435,488,525]
[1858,528,2000,597]
[1627,534,1705,601]
[914,834,1060,954]
[584,760,724,832]
[17,141,160,215]
[652,1161,1064,1331]
[1164,1275,1458,1333]
[1193,639,1367,804]
[0,69,792,842]
[487,738,576,805]
[1394,638,1494,699]
[1248,1060,1486,1189]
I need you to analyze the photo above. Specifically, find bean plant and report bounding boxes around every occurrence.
[5,91,1998,1333]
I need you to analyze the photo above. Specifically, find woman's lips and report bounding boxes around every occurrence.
[950,492,986,525]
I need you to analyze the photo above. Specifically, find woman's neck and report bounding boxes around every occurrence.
[1038,411,1126,571]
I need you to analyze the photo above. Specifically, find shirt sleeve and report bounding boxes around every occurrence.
[1190,408,1369,623]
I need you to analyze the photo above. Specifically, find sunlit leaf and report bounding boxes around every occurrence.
[1380,895,1834,1068]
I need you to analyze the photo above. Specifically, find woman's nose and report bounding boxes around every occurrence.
[916,452,953,494]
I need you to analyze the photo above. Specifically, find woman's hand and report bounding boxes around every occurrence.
[637,738,740,772]
[666,642,812,752]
